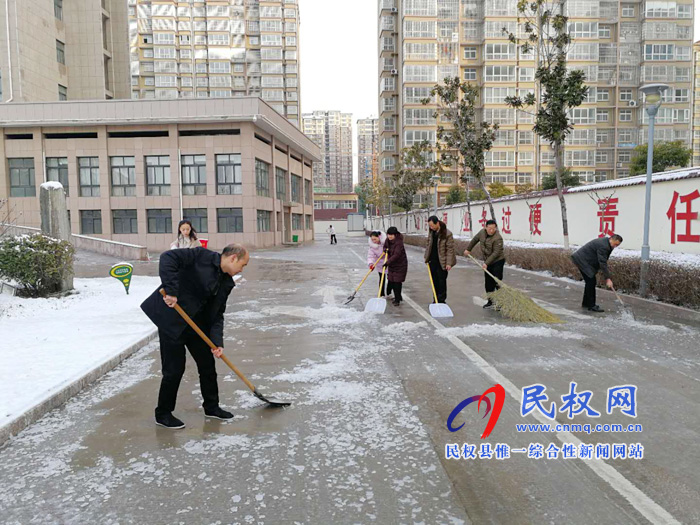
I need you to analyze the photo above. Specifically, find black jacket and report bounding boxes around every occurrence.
[141,248,235,347]
[571,237,614,280]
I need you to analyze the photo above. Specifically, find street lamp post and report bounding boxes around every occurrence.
[431,175,441,215]
[638,83,669,297]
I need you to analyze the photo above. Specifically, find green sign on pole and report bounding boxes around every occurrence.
[110,263,134,294]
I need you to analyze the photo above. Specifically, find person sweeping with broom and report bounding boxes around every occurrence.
[141,243,249,429]
[425,216,456,303]
[464,220,505,310]
[571,234,623,313]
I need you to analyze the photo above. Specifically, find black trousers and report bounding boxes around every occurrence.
[389,281,403,302]
[485,259,505,294]
[330,234,337,244]
[581,272,597,307]
[156,327,219,417]
[429,260,448,303]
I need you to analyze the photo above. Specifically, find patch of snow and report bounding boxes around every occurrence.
[225,310,266,321]
[437,324,585,340]
[382,321,428,337]
[306,380,372,404]
[40,181,64,190]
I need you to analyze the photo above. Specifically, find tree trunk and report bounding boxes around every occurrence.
[464,177,474,234]
[406,210,409,232]
[480,179,496,220]
[553,141,570,249]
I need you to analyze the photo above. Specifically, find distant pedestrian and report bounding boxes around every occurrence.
[384,226,408,306]
[425,216,457,303]
[571,234,623,312]
[327,225,337,245]
[140,244,249,429]
[170,219,202,250]
[464,220,505,309]
[367,230,387,297]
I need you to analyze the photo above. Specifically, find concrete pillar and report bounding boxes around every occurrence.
[40,182,74,291]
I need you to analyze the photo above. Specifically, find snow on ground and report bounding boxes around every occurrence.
[437,324,586,340]
[0,276,160,429]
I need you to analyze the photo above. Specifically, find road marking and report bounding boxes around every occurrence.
[401,292,679,525]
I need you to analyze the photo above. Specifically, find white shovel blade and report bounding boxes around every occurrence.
[365,298,387,314]
[429,303,454,318]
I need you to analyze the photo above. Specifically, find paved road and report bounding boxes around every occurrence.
[1,235,699,524]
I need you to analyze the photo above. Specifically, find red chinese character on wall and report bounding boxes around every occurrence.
[442,212,448,224]
[597,197,619,238]
[502,206,512,234]
[667,190,700,244]
[462,211,471,232]
[414,214,421,231]
[529,203,542,236]
[479,208,488,228]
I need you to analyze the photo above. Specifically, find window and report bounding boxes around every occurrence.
[46,157,69,196]
[620,89,633,101]
[464,47,477,60]
[291,174,302,203]
[112,210,138,234]
[403,65,437,83]
[183,208,208,234]
[305,214,311,230]
[58,85,67,100]
[146,209,172,234]
[597,110,609,122]
[463,68,477,81]
[56,40,65,65]
[618,129,634,144]
[404,129,435,145]
[483,108,514,124]
[483,87,514,104]
[485,44,516,60]
[618,151,632,163]
[485,66,515,82]
[677,3,692,18]
[622,5,635,17]
[145,155,170,196]
[217,208,243,233]
[404,108,435,126]
[599,25,611,38]
[518,131,533,145]
[404,42,437,61]
[519,68,535,82]
[518,151,533,165]
[645,44,674,61]
[619,109,632,122]
[276,168,287,200]
[304,180,312,205]
[570,108,596,124]
[403,20,436,39]
[255,159,270,197]
[674,88,689,103]
[404,0,437,16]
[54,0,62,20]
[596,151,609,164]
[484,151,515,167]
[110,157,136,196]
[568,21,598,38]
[209,154,240,196]
[78,157,99,197]
[597,89,610,102]
[80,210,101,235]
[8,158,35,197]
[292,213,303,230]
[182,155,206,195]
[675,46,691,61]
[257,210,272,232]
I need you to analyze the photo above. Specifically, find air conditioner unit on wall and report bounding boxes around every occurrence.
[391,69,398,75]
[391,7,398,13]
[628,100,638,107]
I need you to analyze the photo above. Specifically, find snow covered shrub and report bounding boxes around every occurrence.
[0,233,75,297]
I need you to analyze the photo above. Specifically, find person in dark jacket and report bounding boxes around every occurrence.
[424,216,457,303]
[464,220,505,309]
[384,226,408,306]
[141,244,250,429]
[571,234,623,312]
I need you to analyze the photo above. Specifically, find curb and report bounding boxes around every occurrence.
[0,329,158,448]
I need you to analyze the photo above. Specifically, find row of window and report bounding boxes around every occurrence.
[7,156,312,204]
[78,208,311,235]
[483,150,639,167]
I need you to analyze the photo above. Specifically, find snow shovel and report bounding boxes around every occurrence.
[364,253,388,314]
[159,289,290,407]
[611,285,636,320]
[345,252,386,305]
[426,263,454,318]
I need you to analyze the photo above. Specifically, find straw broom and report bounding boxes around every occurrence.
[467,254,563,324]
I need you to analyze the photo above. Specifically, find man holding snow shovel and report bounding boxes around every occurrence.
[141,243,249,429]
[425,216,457,303]
[571,234,623,313]
[464,220,505,309]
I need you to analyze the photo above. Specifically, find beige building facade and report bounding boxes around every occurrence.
[0,0,130,102]
[0,97,319,252]
[128,0,301,127]
[302,110,353,193]
[379,0,694,196]
[692,41,700,166]
[357,117,379,182]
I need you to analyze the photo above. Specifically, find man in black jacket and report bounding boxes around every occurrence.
[141,244,249,429]
[571,234,623,313]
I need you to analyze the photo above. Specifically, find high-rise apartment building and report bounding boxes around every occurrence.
[0,0,130,102]
[357,117,379,182]
[692,41,700,166]
[302,111,353,193]
[128,0,301,127]
[378,0,693,197]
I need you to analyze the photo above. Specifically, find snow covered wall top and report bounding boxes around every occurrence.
[368,167,700,255]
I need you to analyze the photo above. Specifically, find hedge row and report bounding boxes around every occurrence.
[401,234,700,309]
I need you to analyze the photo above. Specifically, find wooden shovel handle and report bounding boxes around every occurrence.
[377,252,388,298]
[159,289,256,393]
[467,253,500,282]
[355,252,386,293]
[425,263,439,304]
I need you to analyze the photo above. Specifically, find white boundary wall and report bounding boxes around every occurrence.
[367,169,700,255]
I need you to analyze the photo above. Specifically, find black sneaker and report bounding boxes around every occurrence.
[588,305,605,313]
[155,413,185,430]
[204,407,234,420]
[483,300,494,309]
